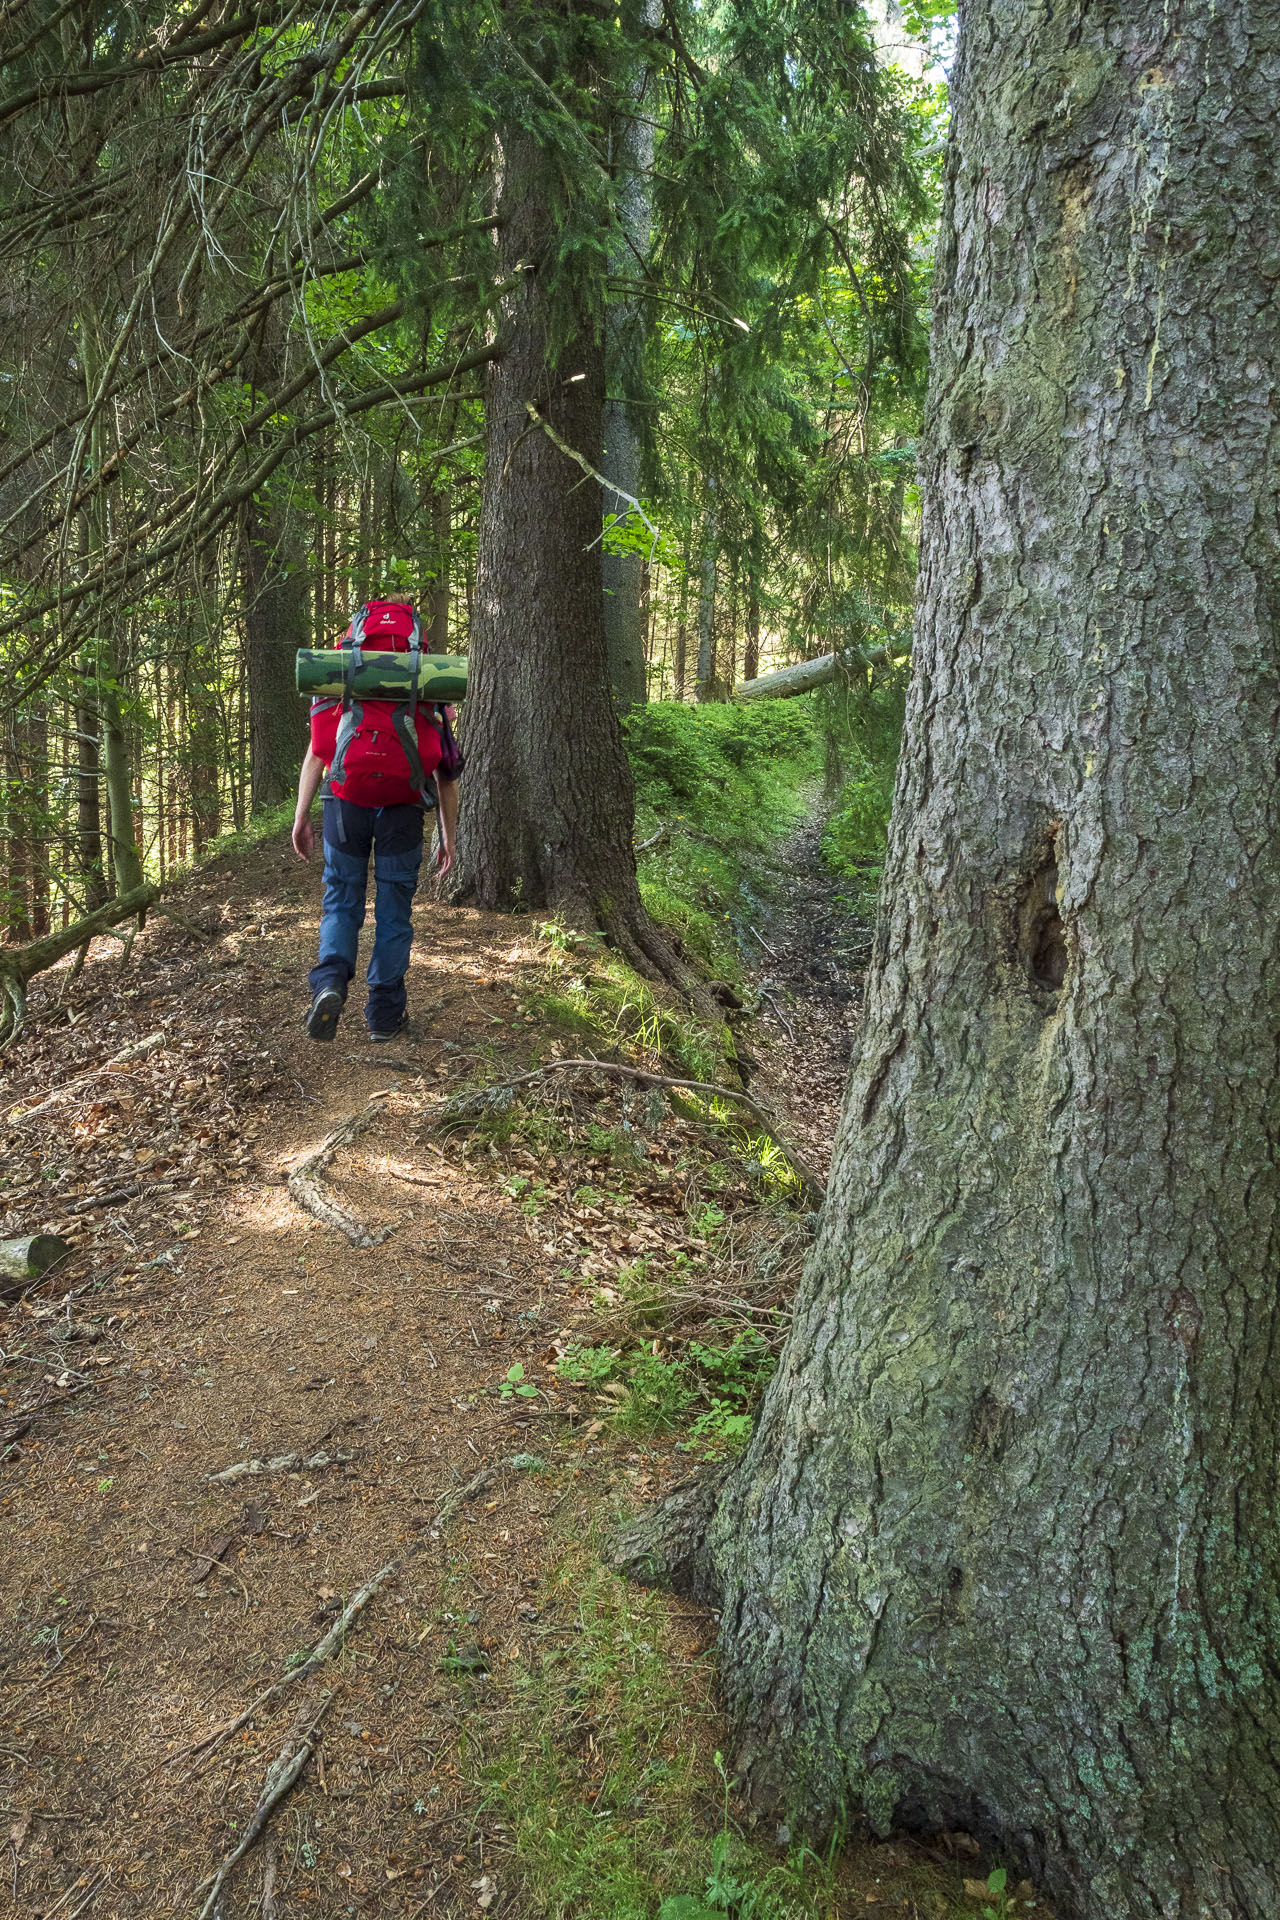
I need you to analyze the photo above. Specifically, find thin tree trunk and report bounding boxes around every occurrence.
[601,0,659,713]
[98,650,144,894]
[452,108,713,1016]
[241,313,309,810]
[623,7,1280,1915]
[429,489,451,651]
[695,488,717,701]
[743,564,760,685]
[673,520,692,701]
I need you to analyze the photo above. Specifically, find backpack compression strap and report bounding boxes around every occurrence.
[328,603,370,820]
[391,610,430,801]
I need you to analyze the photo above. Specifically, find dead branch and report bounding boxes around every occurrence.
[196,1689,334,1920]
[0,884,161,1050]
[287,1093,398,1246]
[441,1059,827,1208]
[8,1030,166,1126]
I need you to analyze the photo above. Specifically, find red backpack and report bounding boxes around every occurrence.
[310,601,443,808]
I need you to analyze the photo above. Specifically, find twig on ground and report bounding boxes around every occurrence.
[287,1092,397,1247]
[635,824,669,855]
[181,1458,517,1765]
[197,1689,334,1920]
[762,990,796,1043]
[152,903,216,944]
[67,1183,143,1215]
[441,1059,826,1208]
[749,925,777,958]
[8,1030,166,1126]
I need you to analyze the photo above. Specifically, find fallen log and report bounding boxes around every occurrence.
[296,648,468,702]
[732,640,905,702]
[0,881,161,1048]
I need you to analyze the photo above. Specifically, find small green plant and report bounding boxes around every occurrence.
[500,1362,539,1401]
[556,1344,622,1387]
[981,1866,1009,1920]
[500,1174,550,1216]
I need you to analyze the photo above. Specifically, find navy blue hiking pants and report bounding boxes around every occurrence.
[308,798,424,1028]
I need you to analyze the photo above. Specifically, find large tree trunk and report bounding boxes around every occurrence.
[637,7,1280,1915]
[452,110,714,1011]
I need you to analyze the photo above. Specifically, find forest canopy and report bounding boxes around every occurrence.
[0,0,940,935]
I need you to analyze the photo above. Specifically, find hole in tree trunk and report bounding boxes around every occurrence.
[1018,849,1068,992]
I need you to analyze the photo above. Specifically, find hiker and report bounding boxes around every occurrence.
[292,600,463,1043]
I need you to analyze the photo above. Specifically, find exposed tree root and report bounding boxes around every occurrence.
[196,1689,333,1920]
[607,1464,731,1603]
[205,1448,355,1485]
[598,895,724,1028]
[179,1457,516,1767]
[440,1057,826,1208]
[286,1092,398,1246]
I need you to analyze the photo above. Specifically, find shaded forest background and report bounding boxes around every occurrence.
[0,0,942,943]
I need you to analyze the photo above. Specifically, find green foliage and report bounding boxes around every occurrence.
[499,1362,539,1401]
[556,1331,774,1453]
[626,700,820,981]
[820,666,910,916]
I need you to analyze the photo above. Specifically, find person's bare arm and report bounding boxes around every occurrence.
[435,776,459,876]
[292,747,326,861]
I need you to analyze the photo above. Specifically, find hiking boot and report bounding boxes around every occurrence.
[367,1010,408,1044]
[304,987,343,1042]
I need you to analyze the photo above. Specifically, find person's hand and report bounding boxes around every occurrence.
[435,833,454,878]
[292,816,314,862]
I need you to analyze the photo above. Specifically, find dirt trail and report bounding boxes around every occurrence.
[0,841,717,1918]
[740,804,869,1182]
[0,821,981,1920]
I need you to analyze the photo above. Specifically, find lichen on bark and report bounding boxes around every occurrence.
[652,6,1280,1916]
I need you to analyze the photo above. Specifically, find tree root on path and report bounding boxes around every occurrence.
[196,1689,333,1920]
[440,1058,827,1209]
[286,1091,399,1247]
[178,1457,519,1769]
[607,1463,732,1603]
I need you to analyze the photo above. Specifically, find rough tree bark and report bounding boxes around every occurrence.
[452,103,715,1013]
[620,7,1280,1915]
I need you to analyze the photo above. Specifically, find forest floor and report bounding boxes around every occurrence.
[0,812,1016,1920]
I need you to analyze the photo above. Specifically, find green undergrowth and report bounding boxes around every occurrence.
[557,1328,775,1458]
[477,1515,1009,1920]
[521,922,724,1082]
[818,666,909,916]
[625,701,822,983]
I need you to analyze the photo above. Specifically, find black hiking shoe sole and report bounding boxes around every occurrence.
[367,1014,408,1044]
[304,988,343,1042]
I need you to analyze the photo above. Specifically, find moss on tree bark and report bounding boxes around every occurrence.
[629,6,1280,1914]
